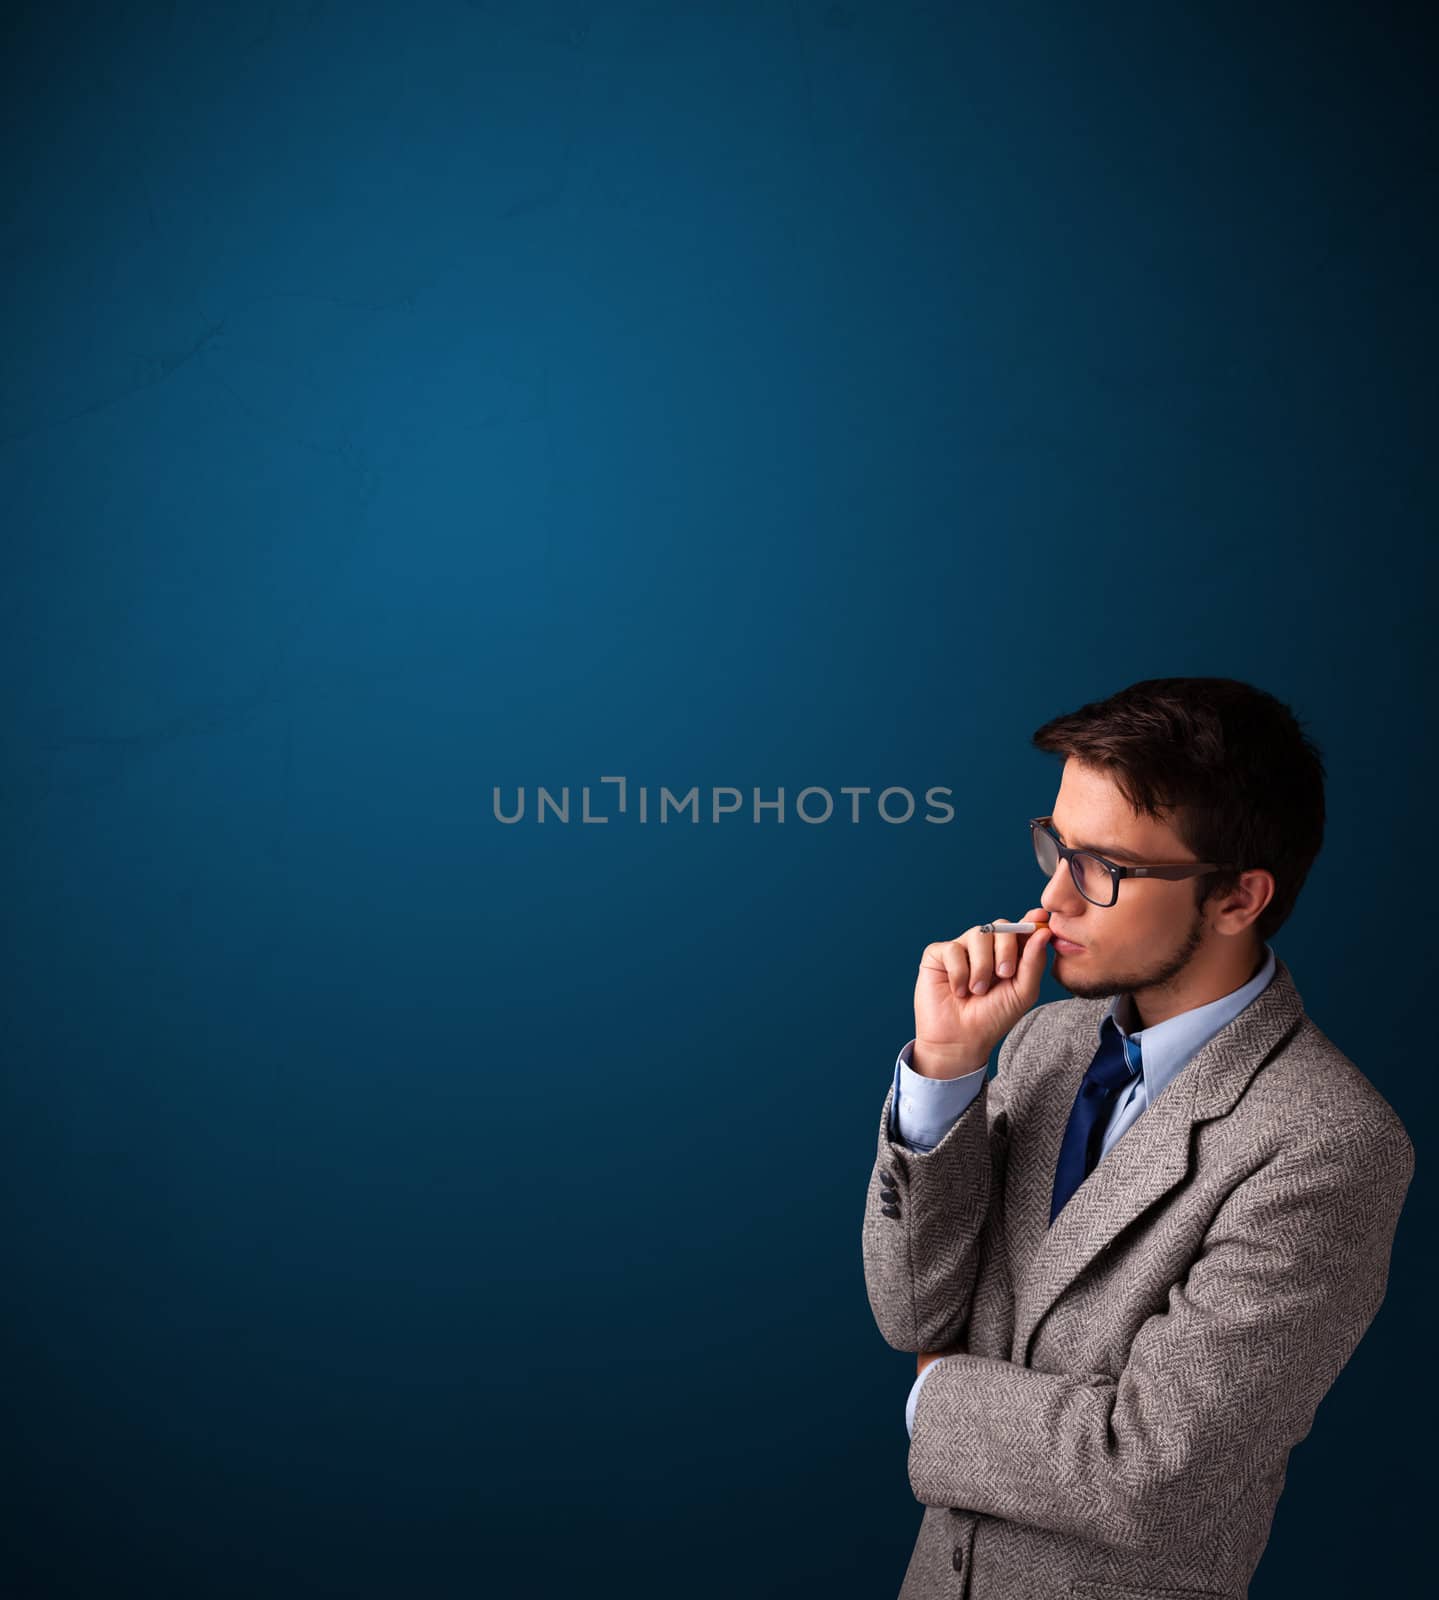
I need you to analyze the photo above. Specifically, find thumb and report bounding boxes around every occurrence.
[1016,918,1052,996]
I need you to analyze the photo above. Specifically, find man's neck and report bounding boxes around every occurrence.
[1128,941,1267,1033]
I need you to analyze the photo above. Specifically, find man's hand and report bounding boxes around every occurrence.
[912,908,1051,1077]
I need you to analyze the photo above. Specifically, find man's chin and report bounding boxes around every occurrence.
[1051,954,1121,1001]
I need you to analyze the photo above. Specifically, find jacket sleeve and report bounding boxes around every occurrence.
[905,1118,1416,1556]
[862,1005,1043,1353]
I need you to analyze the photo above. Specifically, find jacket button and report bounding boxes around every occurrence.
[879,1184,899,1202]
[883,1166,898,1182]
[881,1204,901,1219]
[951,1544,965,1573]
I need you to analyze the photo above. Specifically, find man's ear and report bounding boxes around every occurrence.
[1215,867,1275,933]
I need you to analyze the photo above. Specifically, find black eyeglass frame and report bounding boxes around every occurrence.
[1029,816,1240,909]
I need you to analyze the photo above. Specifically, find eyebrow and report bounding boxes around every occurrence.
[1049,820,1147,863]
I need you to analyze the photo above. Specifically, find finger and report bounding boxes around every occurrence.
[999,908,1047,978]
[939,938,971,1002]
[960,926,994,995]
[1016,912,1052,992]
[915,934,960,998]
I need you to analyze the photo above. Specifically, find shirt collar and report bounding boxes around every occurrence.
[1101,942,1277,1108]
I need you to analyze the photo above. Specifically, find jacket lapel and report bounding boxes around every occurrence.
[1009,955,1306,1366]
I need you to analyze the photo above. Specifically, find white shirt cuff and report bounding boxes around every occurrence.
[906,1358,945,1437]
[891,1039,987,1151]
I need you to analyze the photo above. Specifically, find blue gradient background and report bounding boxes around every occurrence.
[3,3,1433,1595]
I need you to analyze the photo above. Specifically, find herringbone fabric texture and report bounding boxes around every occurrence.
[861,956,1414,1599]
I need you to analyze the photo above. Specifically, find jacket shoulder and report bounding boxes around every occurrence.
[1236,1012,1414,1169]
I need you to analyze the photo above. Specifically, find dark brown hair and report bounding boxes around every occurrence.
[1030,677,1326,943]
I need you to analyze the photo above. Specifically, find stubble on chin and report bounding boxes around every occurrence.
[1050,954,1124,1002]
[1052,916,1206,1002]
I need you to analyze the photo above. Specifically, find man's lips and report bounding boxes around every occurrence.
[1048,929,1085,950]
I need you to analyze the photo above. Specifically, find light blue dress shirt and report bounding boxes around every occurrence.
[898,942,1277,1437]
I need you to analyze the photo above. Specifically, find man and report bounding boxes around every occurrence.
[861,677,1414,1599]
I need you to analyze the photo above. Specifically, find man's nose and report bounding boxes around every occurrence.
[1040,856,1085,914]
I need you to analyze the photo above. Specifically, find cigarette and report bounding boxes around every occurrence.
[978,920,1047,934]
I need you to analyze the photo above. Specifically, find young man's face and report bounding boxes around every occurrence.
[1039,759,1211,1001]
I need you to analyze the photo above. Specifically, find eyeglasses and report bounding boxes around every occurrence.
[1029,816,1239,909]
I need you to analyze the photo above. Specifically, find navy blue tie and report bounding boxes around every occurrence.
[1050,1015,1143,1225]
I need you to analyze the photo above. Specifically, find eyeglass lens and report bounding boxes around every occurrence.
[1033,825,1115,907]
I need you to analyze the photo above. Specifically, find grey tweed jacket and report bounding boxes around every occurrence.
[861,955,1414,1600]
